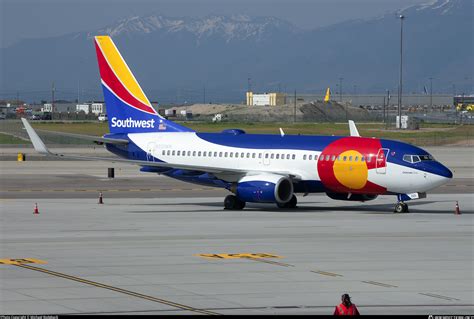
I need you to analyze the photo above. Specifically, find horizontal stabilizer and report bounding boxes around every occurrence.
[37,129,129,145]
[21,118,50,154]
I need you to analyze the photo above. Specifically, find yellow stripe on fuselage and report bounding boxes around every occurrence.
[95,35,151,107]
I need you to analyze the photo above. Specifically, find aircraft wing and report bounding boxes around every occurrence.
[21,118,301,179]
[36,129,129,145]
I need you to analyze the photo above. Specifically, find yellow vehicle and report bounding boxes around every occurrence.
[454,95,474,112]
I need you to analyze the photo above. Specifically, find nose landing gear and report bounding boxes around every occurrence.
[394,201,409,213]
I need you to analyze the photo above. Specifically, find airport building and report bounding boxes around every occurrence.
[74,103,105,115]
[246,92,286,106]
[76,104,90,114]
[91,103,105,115]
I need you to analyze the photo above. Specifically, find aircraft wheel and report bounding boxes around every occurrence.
[277,195,297,209]
[224,195,245,210]
[394,202,409,213]
[287,195,297,208]
[402,203,409,213]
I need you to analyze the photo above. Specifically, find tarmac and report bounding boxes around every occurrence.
[0,146,473,315]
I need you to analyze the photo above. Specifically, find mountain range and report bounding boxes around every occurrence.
[0,0,472,103]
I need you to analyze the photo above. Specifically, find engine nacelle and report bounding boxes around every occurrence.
[326,192,378,202]
[233,174,294,204]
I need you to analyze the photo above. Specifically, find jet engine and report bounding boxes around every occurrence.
[232,174,294,204]
[326,192,378,202]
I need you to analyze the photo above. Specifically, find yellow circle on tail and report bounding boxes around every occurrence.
[333,150,368,190]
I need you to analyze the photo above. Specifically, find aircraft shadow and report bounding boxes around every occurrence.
[125,200,473,214]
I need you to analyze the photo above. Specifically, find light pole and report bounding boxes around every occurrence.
[339,77,343,102]
[429,77,433,111]
[397,14,404,129]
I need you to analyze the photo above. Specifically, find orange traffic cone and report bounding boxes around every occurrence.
[33,203,39,214]
[98,192,103,204]
[455,201,461,215]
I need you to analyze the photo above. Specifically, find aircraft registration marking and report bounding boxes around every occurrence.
[197,253,282,259]
[0,258,47,265]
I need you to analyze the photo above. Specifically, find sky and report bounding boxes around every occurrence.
[1,0,428,48]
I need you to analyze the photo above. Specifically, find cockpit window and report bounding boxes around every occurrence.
[403,155,412,163]
[403,154,435,163]
[419,154,435,161]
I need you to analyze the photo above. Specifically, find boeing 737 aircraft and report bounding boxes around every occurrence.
[22,35,453,213]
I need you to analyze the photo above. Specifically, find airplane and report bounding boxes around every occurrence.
[21,35,453,213]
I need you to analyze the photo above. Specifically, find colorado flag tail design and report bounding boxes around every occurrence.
[94,35,193,134]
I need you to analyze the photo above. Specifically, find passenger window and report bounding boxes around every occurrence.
[331,155,336,161]
[235,152,238,158]
[343,156,347,161]
[265,153,269,159]
[167,150,170,155]
[177,151,180,156]
[349,156,352,161]
[303,155,307,160]
[252,153,256,158]
[192,151,196,156]
[337,156,341,161]
[241,152,244,158]
[271,154,274,159]
[214,152,217,157]
[292,154,296,160]
[224,152,228,157]
[367,156,372,162]
[315,155,319,160]
[162,150,165,155]
[230,152,233,158]
[247,153,250,158]
[172,150,175,156]
[361,156,365,162]
[326,155,330,161]
[355,156,359,162]
[287,154,290,160]
[276,154,280,159]
[259,153,263,159]
[198,151,201,156]
[308,155,312,160]
[219,152,222,157]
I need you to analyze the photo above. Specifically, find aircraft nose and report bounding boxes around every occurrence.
[431,162,453,179]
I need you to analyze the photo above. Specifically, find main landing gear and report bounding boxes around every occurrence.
[223,194,298,210]
[224,195,246,210]
[394,201,409,213]
[277,195,298,209]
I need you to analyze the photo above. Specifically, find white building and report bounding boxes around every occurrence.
[76,104,90,114]
[246,92,287,106]
[42,103,53,112]
[91,103,104,115]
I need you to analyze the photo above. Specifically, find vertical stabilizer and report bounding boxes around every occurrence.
[324,87,331,103]
[94,36,193,134]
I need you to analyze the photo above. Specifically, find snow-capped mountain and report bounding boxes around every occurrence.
[90,14,299,43]
[1,0,471,103]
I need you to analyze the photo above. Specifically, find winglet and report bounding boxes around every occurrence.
[279,127,285,137]
[21,118,50,154]
[348,120,360,137]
